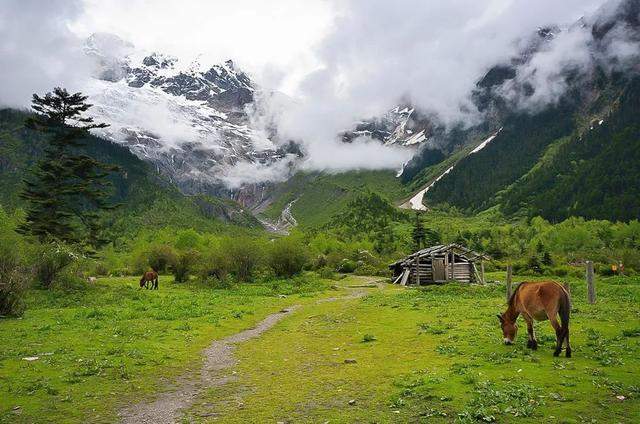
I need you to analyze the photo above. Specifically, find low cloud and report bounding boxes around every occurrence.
[0,0,91,108]
[2,0,637,189]
[273,0,618,172]
[218,155,298,189]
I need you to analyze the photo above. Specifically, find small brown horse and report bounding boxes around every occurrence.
[140,270,159,290]
[498,281,571,357]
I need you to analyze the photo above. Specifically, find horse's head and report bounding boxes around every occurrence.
[497,313,517,345]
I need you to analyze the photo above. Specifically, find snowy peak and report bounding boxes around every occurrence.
[82,33,297,204]
[342,104,437,148]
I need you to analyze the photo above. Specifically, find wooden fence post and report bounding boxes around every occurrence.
[415,255,421,286]
[586,261,596,304]
[505,265,513,302]
[563,281,572,309]
[480,260,486,285]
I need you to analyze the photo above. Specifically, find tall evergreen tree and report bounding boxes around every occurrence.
[412,212,426,250]
[18,87,119,251]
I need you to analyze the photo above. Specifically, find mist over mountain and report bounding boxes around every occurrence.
[1,0,638,222]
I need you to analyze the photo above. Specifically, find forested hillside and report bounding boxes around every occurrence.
[423,74,640,221]
[0,109,260,240]
[500,76,640,221]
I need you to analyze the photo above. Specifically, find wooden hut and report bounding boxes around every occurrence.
[389,244,489,285]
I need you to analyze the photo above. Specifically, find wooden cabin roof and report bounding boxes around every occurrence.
[390,243,490,267]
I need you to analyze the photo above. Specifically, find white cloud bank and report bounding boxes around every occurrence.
[0,0,91,108]
[1,0,637,187]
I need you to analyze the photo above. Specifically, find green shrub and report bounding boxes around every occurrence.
[221,236,263,282]
[146,244,177,273]
[362,333,377,343]
[31,242,78,288]
[0,212,28,316]
[199,246,231,283]
[354,263,379,276]
[267,236,309,277]
[203,275,233,289]
[0,249,28,317]
[313,254,328,269]
[173,250,199,283]
[318,267,336,279]
[337,259,357,273]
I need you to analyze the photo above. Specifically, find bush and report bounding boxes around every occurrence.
[313,254,328,269]
[267,236,309,277]
[199,246,231,283]
[0,212,28,316]
[146,244,177,273]
[203,275,233,289]
[221,236,263,282]
[318,267,336,279]
[0,246,27,317]
[337,259,357,273]
[32,242,78,288]
[173,250,199,283]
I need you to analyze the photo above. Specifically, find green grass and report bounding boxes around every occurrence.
[0,275,330,423]
[2,274,639,423]
[184,274,640,423]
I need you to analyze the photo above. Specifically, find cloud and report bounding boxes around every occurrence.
[501,26,595,110]
[2,0,636,189]
[266,0,615,175]
[218,155,298,189]
[0,0,91,108]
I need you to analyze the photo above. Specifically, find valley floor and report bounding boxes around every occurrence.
[1,274,639,423]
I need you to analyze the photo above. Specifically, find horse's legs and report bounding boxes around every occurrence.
[524,315,537,349]
[547,312,563,356]
[564,328,571,358]
[154,278,158,290]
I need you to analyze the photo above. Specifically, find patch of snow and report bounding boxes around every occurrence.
[407,165,455,211]
[403,130,427,146]
[470,128,503,154]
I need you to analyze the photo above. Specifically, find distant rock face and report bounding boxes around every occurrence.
[341,105,440,148]
[83,33,298,207]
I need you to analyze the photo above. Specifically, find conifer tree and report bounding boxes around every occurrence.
[412,212,426,250]
[18,87,119,251]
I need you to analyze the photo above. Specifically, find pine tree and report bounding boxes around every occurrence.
[424,227,442,246]
[412,212,426,250]
[18,87,119,251]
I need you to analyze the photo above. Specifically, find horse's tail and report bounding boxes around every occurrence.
[559,286,571,340]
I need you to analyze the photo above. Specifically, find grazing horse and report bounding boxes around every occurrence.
[140,270,159,290]
[497,281,571,357]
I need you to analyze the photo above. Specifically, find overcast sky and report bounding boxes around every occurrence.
[1,0,633,178]
[72,0,335,94]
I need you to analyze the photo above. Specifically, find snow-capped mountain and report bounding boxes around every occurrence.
[341,105,438,148]
[83,33,298,203]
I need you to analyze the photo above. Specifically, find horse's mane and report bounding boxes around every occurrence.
[507,282,525,307]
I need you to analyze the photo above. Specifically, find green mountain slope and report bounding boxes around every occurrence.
[499,77,640,221]
[259,170,409,228]
[420,74,640,221]
[0,109,260,238]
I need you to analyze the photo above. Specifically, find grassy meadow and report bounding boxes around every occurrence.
[183,273,640,423]
[0,274,330,423]
[3,273,638,423]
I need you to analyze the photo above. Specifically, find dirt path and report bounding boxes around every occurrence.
[119,276,385,423]
[119,306,300,424]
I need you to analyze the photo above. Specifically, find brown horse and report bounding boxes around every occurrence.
[140,270,159,290]
[498,281,571,357]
